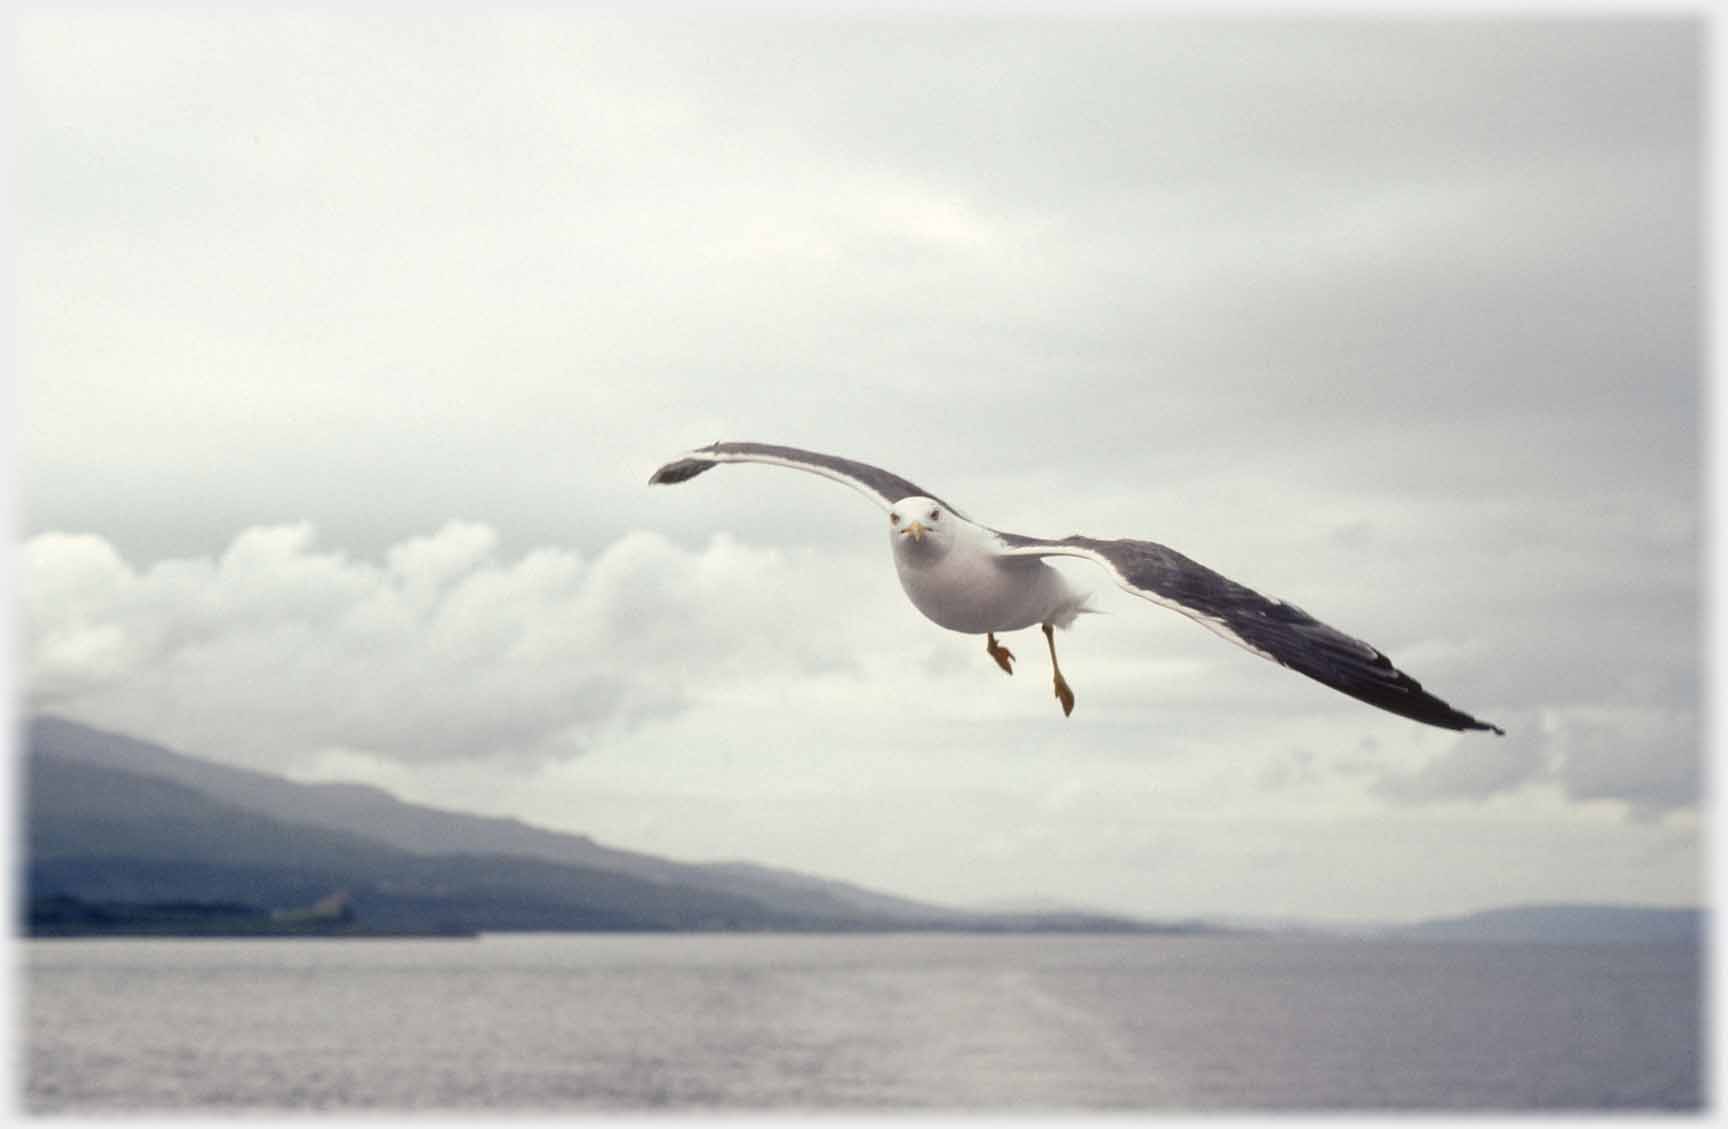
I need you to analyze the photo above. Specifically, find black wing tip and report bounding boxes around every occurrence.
[1446,714,1505,736]
[1423,688,1504,735]
[1383,701,1505,735]
[1337,657,1504,736]
[647,456,716,486]
[1409,700,1505,735]
[1349,689,1502,735]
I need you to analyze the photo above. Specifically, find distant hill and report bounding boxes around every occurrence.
[25,716,1697,942]
[27,752,811,932]
[22,715,1186,936]
[1395,904,1703,945]
[27,715,964,927]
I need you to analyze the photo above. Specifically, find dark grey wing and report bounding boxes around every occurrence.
[648,441,968,516]
[995,531,1503,734]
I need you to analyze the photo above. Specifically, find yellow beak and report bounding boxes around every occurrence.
[903,520,927,542]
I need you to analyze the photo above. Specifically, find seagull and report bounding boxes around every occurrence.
[649,441,1504,734]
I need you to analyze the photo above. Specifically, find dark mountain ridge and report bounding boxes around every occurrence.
[21,716,1701,942]
[27,715,968,926]
[22,716,1180,935]
[27,753,803,932]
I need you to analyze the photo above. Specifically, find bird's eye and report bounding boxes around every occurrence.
[890,513,900,525]
[929,509,940,521]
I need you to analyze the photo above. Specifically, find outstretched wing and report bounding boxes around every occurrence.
[995,530,1503,734]
[649,441,968,516]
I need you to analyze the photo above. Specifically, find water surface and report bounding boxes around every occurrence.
[25,932,1702,1112]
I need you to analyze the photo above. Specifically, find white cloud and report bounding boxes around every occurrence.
[21,521,894,767]
[24,512,1700,824]
[1368,706,1700,820]
[1553,708,1701,821]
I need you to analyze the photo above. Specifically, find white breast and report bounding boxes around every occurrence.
[891,522,1086,635]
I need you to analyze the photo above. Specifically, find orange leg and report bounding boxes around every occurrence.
[985,632,1015,675]
[1043,623,1075,717]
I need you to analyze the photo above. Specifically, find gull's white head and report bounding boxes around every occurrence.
[888,496,954,558]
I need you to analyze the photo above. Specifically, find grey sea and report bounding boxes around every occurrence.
[24,932,1702,1113]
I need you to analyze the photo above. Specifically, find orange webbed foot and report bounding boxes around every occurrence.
[1053,672,1075,717]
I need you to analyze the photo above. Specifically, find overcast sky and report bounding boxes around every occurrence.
[18,12,1702,921]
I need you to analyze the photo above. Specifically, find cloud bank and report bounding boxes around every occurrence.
[23,521,879,767]
[24,521,1697,823]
